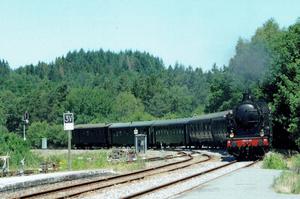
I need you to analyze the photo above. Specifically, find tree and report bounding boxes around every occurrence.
[148,90,172,117]
[0,59,10,84]
[66,87,113,124]
[27,122,67,148]
[262,21,300,149]
[205,66,242,113]
[111,92,146,122]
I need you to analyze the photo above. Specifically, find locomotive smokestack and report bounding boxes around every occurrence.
[242,90,252,101]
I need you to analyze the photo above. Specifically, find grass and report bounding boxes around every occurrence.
[262,152,300,194]
[262,152,288,170]
[32,150,146,173]
[290,154,300,174]
[0,149,145,176]
[273,171,300,194]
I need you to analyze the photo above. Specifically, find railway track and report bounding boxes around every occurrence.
[121,160,259,199]
[12,151,210,199]
[0,151,186,178]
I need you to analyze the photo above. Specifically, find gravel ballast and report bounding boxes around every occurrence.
[82,159,250,199]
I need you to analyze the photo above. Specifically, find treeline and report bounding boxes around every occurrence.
[0,50,210,131]
[0,18,299,149]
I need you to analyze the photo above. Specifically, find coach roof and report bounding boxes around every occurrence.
[109,121,154,128]
[74,123,111,129]
[152,118,190,126]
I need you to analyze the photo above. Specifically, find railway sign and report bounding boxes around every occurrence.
[24,111,29,124]
[63,112,74,131]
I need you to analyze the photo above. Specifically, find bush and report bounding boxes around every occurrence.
[0,130,41,170]
[27,122,67,148]
[262,153,287,169]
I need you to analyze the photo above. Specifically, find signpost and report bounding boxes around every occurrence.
[63,112,74,171]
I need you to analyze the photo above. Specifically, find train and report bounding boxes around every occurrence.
[72,94,272,159]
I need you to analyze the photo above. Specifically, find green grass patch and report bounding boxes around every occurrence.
[262,153,288,170]
[33,150,146,172]
[273,171,300,194]
[270,153,300,194]
[290,154,300,174]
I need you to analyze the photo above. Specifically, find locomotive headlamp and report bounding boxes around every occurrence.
[260,129,264,137]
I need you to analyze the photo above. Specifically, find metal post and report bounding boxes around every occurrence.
[134,128,138,152]
[68,130,72,170]
[23,123,26,141]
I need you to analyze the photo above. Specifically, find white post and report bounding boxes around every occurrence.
[23,112,29,141]
[23,123,26,141]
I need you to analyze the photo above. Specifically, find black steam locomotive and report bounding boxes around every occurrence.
[226,93,272,159]
[72,93,272,159]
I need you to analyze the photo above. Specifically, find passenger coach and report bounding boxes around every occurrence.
[109,121,154,147]
[73,123,110,148]
[188,111,229,148]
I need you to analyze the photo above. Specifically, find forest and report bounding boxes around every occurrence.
[0,19,299,153]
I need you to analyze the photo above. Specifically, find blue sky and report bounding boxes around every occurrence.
[0,0,299,70]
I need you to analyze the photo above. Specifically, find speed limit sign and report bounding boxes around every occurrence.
[63,112,74,131]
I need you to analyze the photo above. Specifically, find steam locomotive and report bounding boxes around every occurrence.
[226,93,272,159]
[72,93,272,159]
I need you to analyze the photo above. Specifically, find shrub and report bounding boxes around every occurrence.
[262,153,287,169]
[27,122,67,148]
[0,130,41,170]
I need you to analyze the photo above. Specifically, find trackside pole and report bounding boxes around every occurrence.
[68,130,72,170]
[63,112,74,171]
